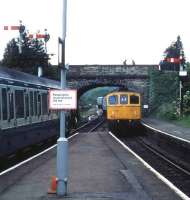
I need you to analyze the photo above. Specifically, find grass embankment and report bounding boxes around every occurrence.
[151,111,190,128]
[174,116,190,128]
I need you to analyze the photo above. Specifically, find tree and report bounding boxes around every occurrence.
[160,35,186,71]
[2,25,50,75]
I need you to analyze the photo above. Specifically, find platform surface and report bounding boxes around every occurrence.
[143,117,190,141]
[0,130,182,200]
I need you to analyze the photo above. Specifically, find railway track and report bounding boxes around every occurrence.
[0,116,104,174]
[121,135,190,197]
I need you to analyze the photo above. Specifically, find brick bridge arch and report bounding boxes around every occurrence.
[67,64,158,105]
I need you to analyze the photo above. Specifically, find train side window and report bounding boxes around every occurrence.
[108,95,118,105]
[24,92,29,118]
[15,90,24,118]
[29,91,34,116]
[120,95,128,104]
[37,93,42,116]
[34,91,38,115]
[2,88,7,120]
[42,93,48,115]
[8,92,14,120]
[130,95,139,104]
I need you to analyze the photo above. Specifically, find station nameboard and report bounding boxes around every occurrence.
[49,90,77,110]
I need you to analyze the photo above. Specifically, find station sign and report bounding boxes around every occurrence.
[49,90,77,110]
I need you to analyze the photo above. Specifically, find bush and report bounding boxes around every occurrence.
[155,102,178,120]
[183,90,190,115]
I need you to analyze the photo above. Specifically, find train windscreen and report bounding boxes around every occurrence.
[108,95,118,105]
[120,95,128,104]
[130,95,139,104]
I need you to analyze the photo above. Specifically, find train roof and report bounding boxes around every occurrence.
[0,66,60,89]
[106,91,141,96]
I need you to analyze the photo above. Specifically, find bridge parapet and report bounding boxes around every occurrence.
[68,65,158,78]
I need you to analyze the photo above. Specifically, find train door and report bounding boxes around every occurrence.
[15,88,25,126]
[1,87,8,129]
[37,91,42,121]
[41,91,48,121]
[29,90,34,123]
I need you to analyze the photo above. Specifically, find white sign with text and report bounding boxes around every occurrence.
[49,90,77,110]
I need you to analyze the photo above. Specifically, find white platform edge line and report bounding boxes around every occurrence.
[142,122,190,144]
[108,131,190,200]
[0,132,79,176]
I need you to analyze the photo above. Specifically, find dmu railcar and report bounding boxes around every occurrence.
[0,66,71,159]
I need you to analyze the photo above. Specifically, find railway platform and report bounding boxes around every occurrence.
[142,117,190,141]
[0,130,182,200]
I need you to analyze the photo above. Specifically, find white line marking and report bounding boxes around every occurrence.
[108,131,190,200]
[142,122,190,144]
[0,132,79,176]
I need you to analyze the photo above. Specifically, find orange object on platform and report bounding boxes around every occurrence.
[48,176,57,194]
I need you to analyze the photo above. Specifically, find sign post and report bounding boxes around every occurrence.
[50,0,69,196]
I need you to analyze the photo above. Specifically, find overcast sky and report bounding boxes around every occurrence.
[0,0,190,65]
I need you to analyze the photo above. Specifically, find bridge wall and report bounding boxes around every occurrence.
[67,64,158,107]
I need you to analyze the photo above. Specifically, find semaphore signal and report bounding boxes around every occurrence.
[3,21,50,53]
[3,25,20,30]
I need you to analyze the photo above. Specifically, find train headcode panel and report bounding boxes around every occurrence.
[49,90,77,110]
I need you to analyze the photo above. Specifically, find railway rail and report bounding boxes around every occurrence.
[119,134,190,197]
[0,116,104,175]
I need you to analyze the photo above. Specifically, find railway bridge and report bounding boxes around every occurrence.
[67,64,158,105]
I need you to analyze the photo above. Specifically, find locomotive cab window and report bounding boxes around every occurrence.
[108,95,118,105]
[120,95,128,104]
[130,95,139,104]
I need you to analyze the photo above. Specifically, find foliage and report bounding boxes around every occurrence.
[160,35,186,70]
[175,116,190,128]
[186,62,190,75]
[149,68,190,120]
[149,69,179,111]
[43,65,59,80]
[79,87,117,118]
[165,36,185,63]
[79,87,117,107]
[2,25,50,75]
[154,102,178,120]
[183,90,190,115]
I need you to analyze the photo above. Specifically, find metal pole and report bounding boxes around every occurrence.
[179,80,182,116]
[57,0,68,196]
[18,20,23,54]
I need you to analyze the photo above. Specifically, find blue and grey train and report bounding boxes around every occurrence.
[0,66,73,159]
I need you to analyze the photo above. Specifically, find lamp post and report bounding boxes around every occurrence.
[56,0,68,196]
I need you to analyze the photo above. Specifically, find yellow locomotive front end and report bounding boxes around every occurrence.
[106,91,141,133]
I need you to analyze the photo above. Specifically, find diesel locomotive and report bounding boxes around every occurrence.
[106,91,141,133]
